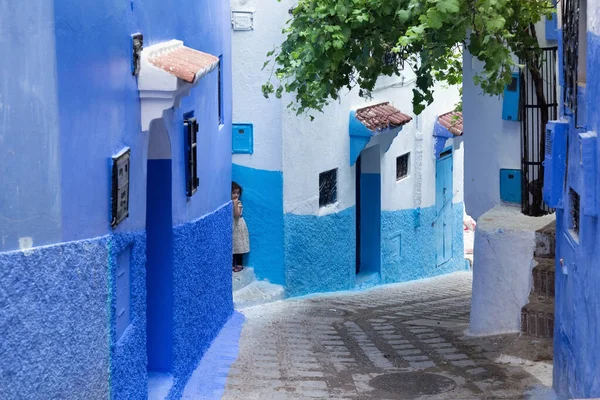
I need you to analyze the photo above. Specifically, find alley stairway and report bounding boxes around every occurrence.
[521,221,556,338]
[232,267,285,309]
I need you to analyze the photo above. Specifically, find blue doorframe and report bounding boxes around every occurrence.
[435,147,453,267]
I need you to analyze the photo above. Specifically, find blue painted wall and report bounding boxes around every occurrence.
[381,204,465,284]
[0,0,233,398]
[232,164,285,285]
[552,30,600,400]
[284,207,356,297]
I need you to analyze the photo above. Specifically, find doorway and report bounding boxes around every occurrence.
[146,119,174,373]
[355,145,381,276]
[435,148,453,267]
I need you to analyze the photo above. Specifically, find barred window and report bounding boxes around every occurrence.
[562,0,587,122]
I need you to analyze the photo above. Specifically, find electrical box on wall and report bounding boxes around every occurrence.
[580,131,597,216]
[232,123,253,154]
[111,148,131,228]
[543,120,569,208]
[500,169,522,204]
[231,11,254,31]
[502,72,520,121]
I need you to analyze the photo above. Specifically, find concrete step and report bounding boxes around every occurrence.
[232,267,256,292]
[532,258,555,298]
[233,280,285,310]
[521,295,555,339]
[534,221,556,259]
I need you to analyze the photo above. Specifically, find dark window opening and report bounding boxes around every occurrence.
[562,0,583,120]
[569,188,580,236]
[185,117,199,197]
[396,153,410,181]
[111,148,131,228]
[507,76,518,92]
[383,50,405,71]
[319,168,338,207]
[218,55,224,125]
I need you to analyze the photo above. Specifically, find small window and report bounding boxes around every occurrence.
[319,168,338,207]
[396,153,410,181]
[218,55,224,125]
[185,117,199,197]
[111,148,130,228]
[569,188,580,237]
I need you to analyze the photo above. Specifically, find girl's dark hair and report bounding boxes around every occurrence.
[232,181,242,196]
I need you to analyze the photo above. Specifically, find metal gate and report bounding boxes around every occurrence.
[520,46,558,217]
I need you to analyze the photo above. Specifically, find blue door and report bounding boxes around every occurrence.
[435,150,453,266]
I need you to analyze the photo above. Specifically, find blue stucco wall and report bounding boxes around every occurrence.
[284,207,356,297]
[232,164,285,285]
[553,30,600,399]
[169,202,234,399]
[0,237,107,398]
[381,204,465,284]
[108,232,147,400]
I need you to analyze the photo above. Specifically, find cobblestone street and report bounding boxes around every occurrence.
[219,272,553,400]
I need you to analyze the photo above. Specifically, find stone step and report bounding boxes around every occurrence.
[232,266,256,292]
[521,295,555,339]
[534,221,556,259]
[233,280,285,310]
[531,258,555,298]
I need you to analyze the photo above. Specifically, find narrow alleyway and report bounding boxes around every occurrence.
[185,272,554,399]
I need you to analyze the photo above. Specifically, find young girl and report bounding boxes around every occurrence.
[232,182,250,272]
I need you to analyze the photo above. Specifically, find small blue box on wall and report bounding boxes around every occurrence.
[500,169,522,204]
[232,123,253,154]
[502,72,520,121]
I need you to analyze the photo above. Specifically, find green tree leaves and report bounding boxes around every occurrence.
[263,0,553,116]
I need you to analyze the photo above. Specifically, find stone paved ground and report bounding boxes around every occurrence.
[221,272,554,400]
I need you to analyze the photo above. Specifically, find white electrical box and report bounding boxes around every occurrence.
[232,11,254,31]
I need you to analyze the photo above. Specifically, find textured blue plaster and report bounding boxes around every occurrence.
[108,232,147,400]
[553,31,600,399]
[168,202,234,400]
[0,237,110,398]
[232,164,285,285]
[284,207,356,297]
[381,204,465,284]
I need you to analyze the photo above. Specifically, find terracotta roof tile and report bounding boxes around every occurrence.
[150,46,219,83]
[438,111,463,136]
[355,102,412,131]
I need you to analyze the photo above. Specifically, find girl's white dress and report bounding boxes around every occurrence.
[233,205,250,254]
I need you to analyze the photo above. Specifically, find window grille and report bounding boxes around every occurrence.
[569,188,580,236]
[185,118,199,197]
[396,153,410,181]
[562,0,580,118]
[319,169,338,207]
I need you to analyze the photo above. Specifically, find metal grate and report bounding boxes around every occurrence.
[185,117,199,197]
[545,128,553,155]
[396,153,410,180]
[520,47,558,217]
[319,168,338,207]
[562,0,580,120]
[569,188,580,235]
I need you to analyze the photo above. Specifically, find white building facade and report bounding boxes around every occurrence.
[231,0,466,297]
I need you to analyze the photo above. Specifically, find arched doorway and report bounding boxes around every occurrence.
[146,119,174,373]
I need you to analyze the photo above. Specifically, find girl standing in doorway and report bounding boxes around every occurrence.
[232,182,249,272]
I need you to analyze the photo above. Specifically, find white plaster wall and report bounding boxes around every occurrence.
[230,0,292,171]
[463,18,558,220]
[469,205,555,336]
[234,1,462,215]
[282,70,462,215]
